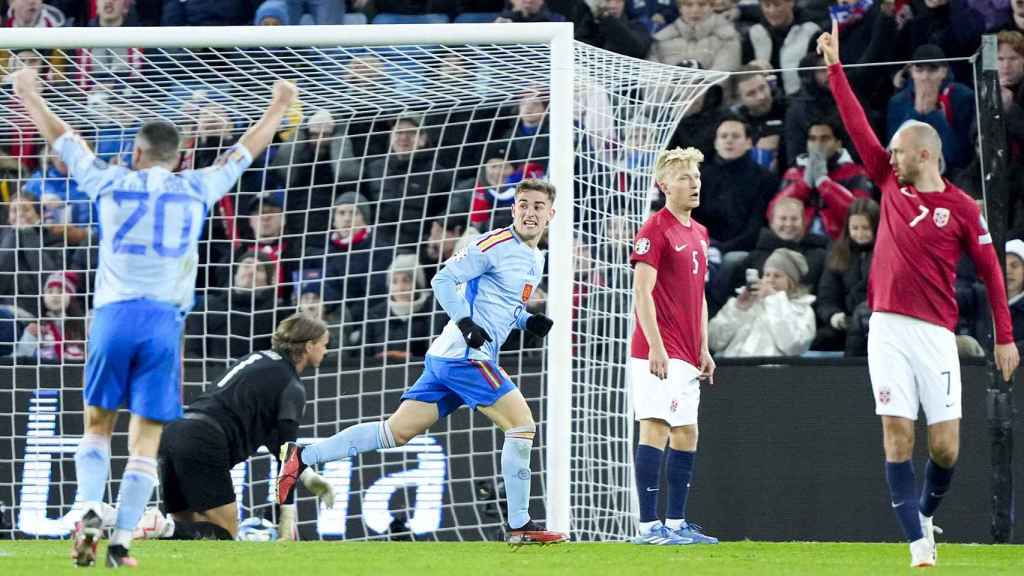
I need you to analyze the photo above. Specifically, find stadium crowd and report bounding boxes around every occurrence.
[1,0,1024,363]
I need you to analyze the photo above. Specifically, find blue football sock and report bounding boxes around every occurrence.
[885,460,924,541]
[666,449,695,523]
[302,421,396,467]
[74,433,111,506]
[635,444,664,524]
[502,434,534,530]
[919,459,955,517]
[112,456,158,548]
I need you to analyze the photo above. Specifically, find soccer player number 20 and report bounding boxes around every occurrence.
[111,191,199,257]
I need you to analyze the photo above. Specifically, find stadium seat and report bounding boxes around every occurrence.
[372,13,450,25]
[454,13,500,24]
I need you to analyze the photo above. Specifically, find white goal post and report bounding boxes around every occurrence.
[0,23,724,541]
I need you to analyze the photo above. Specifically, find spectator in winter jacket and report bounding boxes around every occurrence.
[1006,239,1024,356]
[315,192,393,326]
[730,64,787,172]
[769,116,873,241]
[504,90,551,169]
[815,197,879,355]
[14,271,86,362]
[709,247,817,357]
[693,117,778,257]
[214,191,305,303]
[886,44,976,172]
[720,196,829,304]
[359,115,454,248]
[591,0,654,58]
[186,251,285,359]
[740,0,821,94]
[363,253,442,361]
[648,0,742,71]
[23,144,95,244]
[271,109,359,249]
[0,191,64,317]
[897,0,985,67]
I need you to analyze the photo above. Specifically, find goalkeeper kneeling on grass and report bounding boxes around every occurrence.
[132,314,334,540]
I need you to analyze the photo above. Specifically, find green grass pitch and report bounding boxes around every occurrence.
[2,541,1023,575]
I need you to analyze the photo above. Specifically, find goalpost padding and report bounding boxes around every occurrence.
[0,23,725,541]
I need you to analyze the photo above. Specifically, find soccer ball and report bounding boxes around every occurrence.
[237,517,279,542]
[133,506,173,539]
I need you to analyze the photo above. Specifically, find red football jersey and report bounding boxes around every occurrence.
[831,63,1013,343]
[630,208,709,366]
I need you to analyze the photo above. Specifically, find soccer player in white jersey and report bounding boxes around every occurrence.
[629,147,718,545]
[277,179,568,545]
[819,22,1019,567]
[11,67,298,567]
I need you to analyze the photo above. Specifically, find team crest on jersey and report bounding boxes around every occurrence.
[700,239,708,259]
[878,387,891,405]
[670,399,679,413]
[521,283,534,303]
[635,237,651,255]
[933,208,950,228]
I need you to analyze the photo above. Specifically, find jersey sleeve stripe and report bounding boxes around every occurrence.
[477,230,514,252]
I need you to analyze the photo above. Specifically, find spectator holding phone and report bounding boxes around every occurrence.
[709,247,816,357]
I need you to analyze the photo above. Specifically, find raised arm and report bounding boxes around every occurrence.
[818,20,891,184]
[238,80,299,159]
[11,68,70,147]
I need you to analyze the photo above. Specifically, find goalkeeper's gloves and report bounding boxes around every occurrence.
[525,314,554,337]
[457,317,492,349]
[300,468,336,509]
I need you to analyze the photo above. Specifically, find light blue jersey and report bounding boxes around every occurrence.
[428,227,546,362]
[54,131,253,312]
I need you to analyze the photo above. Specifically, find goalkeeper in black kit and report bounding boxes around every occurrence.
[142,314,334,540]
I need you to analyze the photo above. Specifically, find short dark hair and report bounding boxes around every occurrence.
[137,120,181,164]
[806,114,846,143]
[516,178,557,203]
[716,114,752,139]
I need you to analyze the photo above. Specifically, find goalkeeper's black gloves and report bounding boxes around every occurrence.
[525,313,554,338]
[457,317,493,349]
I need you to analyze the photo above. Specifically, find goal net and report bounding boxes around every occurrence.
[0,24,724,541]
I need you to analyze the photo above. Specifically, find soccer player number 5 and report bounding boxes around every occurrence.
[909,205,929,228]
[692,251,700,275]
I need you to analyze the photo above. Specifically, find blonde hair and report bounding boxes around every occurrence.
[654,147,704,182]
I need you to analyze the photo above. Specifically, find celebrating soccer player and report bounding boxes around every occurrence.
[818,21,1020,567]
[11,67,298,567]
[629,147,718,545]
[277,179,567,545]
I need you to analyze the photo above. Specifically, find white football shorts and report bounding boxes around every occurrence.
[868,312,962,425]
[630,357,701,427]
